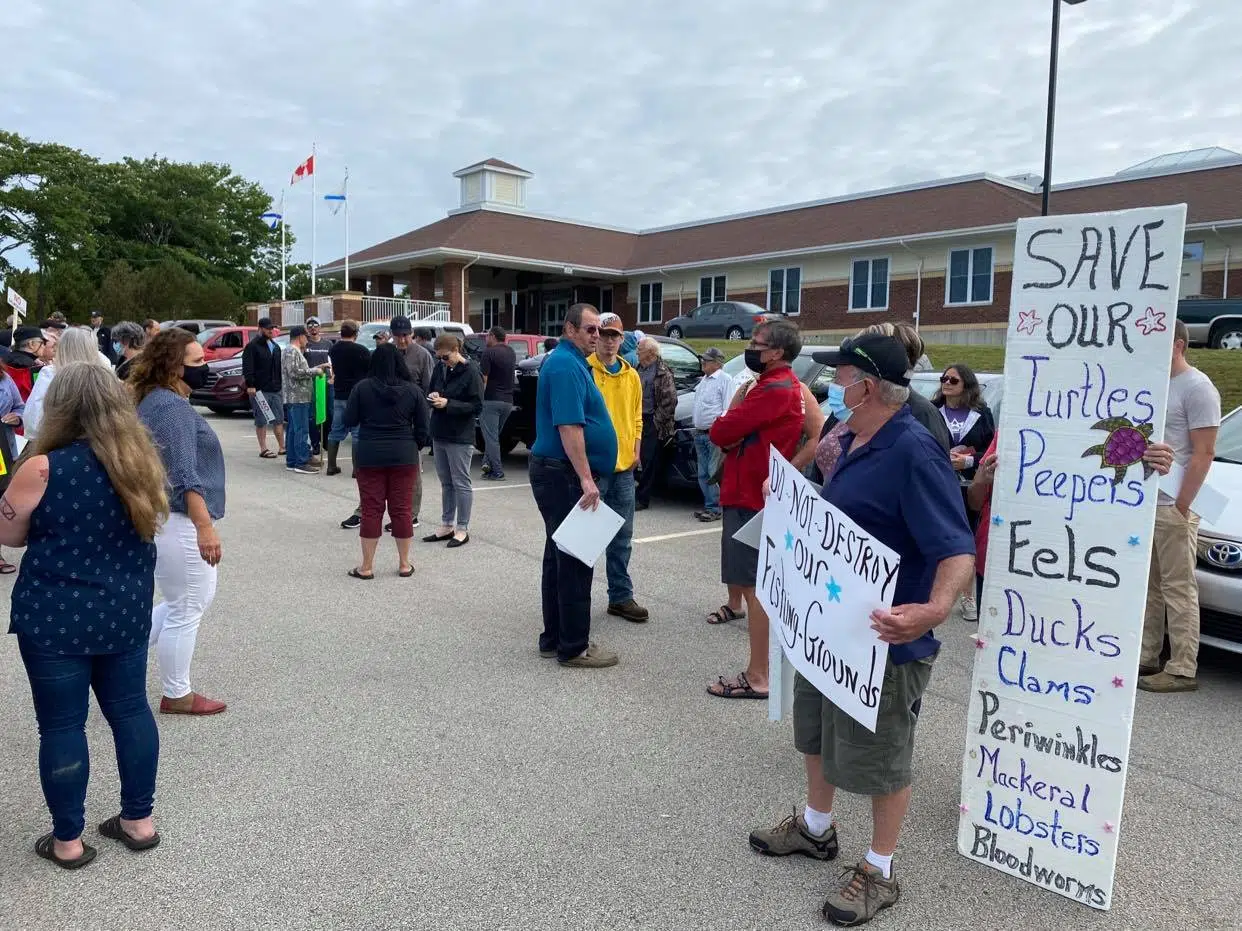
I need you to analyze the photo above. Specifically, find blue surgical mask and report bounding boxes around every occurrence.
[826,381,863,424]
[113,341,123,356]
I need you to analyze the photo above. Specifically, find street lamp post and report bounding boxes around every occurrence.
[1041,0,1088,216]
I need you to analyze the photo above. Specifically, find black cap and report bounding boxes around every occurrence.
[258,317,274,329]
[389,315,412,334]
[289,325,307,339]
[13,325,45,345]
[89,310,102,319]
[812,334,911,386]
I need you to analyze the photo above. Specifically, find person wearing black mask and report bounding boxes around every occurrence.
[425,333,483,547]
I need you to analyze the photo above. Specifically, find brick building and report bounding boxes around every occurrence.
[314,149,1242,341]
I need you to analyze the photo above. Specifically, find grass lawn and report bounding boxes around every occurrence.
[682,339,1241,413]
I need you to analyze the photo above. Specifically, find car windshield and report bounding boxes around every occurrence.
[1216,407,1242,464]
[195,329,221,345]
[721,350,819,382]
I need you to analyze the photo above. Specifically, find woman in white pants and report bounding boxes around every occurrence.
[130,328,227,715]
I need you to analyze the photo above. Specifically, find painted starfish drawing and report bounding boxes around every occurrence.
[1081,417,1155,485]
[1016,308,1042,336]
[1135,306,1167,336]
[825,577,843,602]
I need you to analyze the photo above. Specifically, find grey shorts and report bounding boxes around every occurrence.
[793,655,935,796]
[251,391,284,427]
[720,506,760,587]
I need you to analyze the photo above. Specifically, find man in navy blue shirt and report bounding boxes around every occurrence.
[530,303,620,669]
[748,334,974,927]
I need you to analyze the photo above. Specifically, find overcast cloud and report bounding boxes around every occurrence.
[6,0,1241,268]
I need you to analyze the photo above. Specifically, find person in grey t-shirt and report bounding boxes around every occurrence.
[1139,319,1221,694]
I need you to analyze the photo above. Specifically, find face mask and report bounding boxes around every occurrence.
[826,381,863,424]
[181,363,210,390]
[113,341,123,357]
[744,349,766,373]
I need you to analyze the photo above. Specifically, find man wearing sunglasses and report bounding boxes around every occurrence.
[748,333,974,927]
[530,303,620,669]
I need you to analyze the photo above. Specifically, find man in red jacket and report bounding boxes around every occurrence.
[707,318,805,699]
[2,326,48,401]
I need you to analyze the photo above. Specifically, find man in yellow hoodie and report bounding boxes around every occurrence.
[587,312,649,623]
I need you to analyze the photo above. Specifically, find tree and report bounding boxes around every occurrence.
[282,263,343,300]
[95,260,142,321]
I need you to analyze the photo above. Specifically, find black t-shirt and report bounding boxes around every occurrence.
[328,339,373,401]
[480,343,517,403]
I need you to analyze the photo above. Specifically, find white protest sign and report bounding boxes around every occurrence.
[6,287,27,319]
[756,448,895,732]
[957,204,1186,910]
[253,390,277,424]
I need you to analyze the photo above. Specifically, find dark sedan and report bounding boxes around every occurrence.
[664,302,782,341]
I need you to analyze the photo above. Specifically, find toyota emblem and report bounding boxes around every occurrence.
[1205,541,1242,569]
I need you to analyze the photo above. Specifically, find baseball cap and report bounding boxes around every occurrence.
[373,329,391,341]
[13,325,45,346]
[306,316,321,326]
[89,310,102,319]
[598,312,624,334]
[389,315,412,334]
[701,347,726,363]
[257,317,275,329]
[812,334,911,386]
[288,325,308,340]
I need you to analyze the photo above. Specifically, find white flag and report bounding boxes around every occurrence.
[324,177,347,216]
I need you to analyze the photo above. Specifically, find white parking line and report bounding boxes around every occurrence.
[633,527,723,544]
[473,482,531,492]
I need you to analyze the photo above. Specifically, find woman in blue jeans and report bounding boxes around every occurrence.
[0,363,169,869]
[425,333,483,548]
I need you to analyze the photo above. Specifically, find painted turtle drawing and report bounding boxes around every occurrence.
[1081,417,1155,485]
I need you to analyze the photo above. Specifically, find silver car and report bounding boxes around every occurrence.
[1196,406,1242,655]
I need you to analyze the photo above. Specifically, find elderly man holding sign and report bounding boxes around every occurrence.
[749,334,975,927]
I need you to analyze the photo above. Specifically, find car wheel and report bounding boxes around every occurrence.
[726,326,744,340]
[666,326,683,339]
[1209,323,1242,350]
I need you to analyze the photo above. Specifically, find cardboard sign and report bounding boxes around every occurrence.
[253,390,276,424]
[756,448,895,732]
[6,287,27,319]
[957,204,1187,910]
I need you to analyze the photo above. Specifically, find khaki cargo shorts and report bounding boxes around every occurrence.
[792,654,935,796]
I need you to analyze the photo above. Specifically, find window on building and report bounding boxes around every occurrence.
[947,247,993,305]
[768,267,802,315]
[699,275,726,306]
[639,282,663,324]
[850,258,889,311]
[482,298,500,331]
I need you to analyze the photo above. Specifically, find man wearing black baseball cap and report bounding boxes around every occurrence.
[241,317,285,458]
[749,331,975,926]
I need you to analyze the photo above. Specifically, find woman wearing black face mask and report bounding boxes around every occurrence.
[129,329,229,715]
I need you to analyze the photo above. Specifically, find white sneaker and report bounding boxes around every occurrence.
[960,593,978,622]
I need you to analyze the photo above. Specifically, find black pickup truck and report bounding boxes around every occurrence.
[1177,298,1242,349]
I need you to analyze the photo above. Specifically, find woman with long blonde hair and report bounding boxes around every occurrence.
[22,326,112,442]
[1,363,169,869]
[130,328,228,716]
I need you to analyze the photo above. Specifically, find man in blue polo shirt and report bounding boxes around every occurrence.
[530,303,620,669]
[748,333,974,927]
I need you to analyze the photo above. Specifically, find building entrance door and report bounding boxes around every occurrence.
[542,298,569,336]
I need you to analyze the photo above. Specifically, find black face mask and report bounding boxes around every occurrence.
[744,349,767,373]
[182,363,210,390]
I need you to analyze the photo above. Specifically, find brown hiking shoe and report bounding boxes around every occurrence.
[1138,663,1161,677]
[1137,671,1199,693]
[607,599,650,623]
[749,810,838,861]
[822,860,899,926]
[560,643,619,668]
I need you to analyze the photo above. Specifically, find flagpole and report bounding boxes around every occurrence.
[311,141,318,296]
[280,189,287,302]
[344,166,350,290]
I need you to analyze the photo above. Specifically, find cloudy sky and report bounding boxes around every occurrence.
[6,0,1241,268]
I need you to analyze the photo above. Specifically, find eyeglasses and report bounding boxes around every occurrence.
[749,341,772,350]
[579,324,600,335]
[599,330,622,339]
[940,375,961,386]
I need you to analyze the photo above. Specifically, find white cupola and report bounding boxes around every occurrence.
[453,158,532,210]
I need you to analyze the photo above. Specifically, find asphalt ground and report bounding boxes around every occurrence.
[1,413,1240,931]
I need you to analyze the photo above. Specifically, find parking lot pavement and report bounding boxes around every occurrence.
[1,415,1240,931]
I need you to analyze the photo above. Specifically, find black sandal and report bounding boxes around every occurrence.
[98,815,160,851]
[706,605,745,625]
[421,532,453,543]
[347,568,374,580]
[35,833,97,870]
[398,566,414,578]
[707,672,769,700]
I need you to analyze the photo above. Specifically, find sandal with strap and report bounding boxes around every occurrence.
[706,604,745,625]
[0,559,16,575]
[35,833,97,870]
[98,815,161,851]
[707,671,769,699]
[259,450,277,459]
[347,568,374,581]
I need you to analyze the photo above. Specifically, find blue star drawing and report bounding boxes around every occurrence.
[1128,535,1141,547]
[991,514,1005,527]
[784,530,795,551]
[825,577,843,602]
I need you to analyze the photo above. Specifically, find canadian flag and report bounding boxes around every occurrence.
[290,154,314,185]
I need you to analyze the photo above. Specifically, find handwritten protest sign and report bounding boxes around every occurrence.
[6,287,27,320]
[757,448,896,731]
[957,204,1186,910]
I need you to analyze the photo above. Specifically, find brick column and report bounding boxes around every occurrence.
[371,274,395,297]
[442,261,468,324]
[333,291,363,324]
[412,268,437,301]
[244,303,261,325]
[348,276,368,293]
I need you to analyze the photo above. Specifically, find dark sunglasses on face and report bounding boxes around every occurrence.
[580,324,600,335]
[940,375,961,386]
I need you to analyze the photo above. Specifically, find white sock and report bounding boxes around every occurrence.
[865,848,893,879]
[802,805,833,837]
